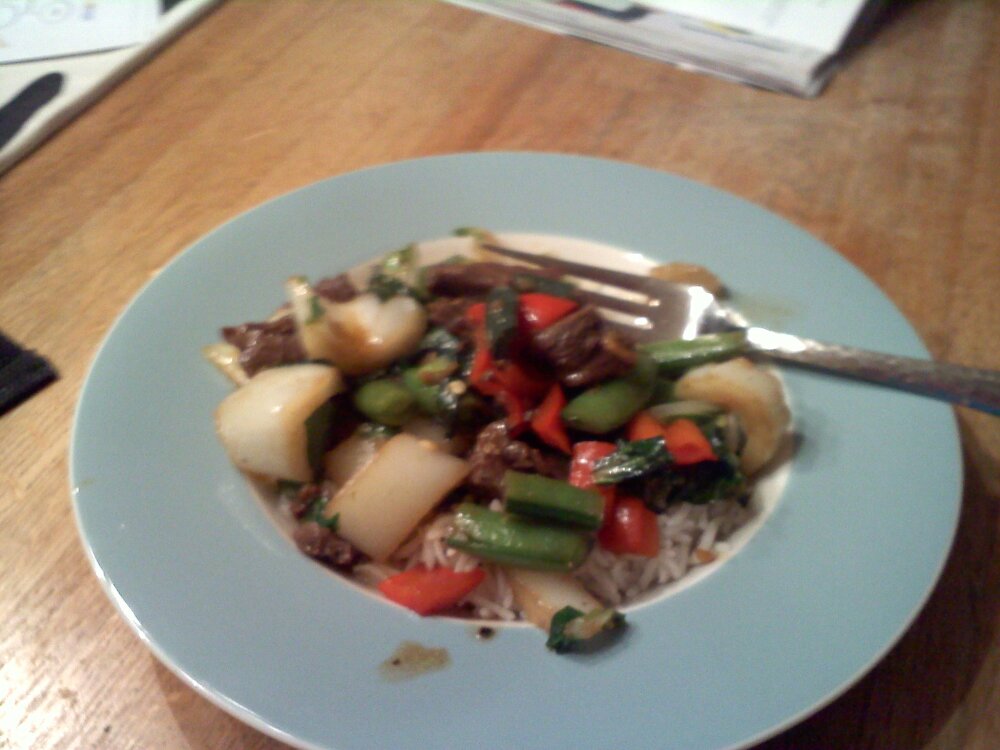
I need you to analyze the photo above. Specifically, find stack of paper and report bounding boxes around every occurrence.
[447,0,884,97]
[0,0,220,175]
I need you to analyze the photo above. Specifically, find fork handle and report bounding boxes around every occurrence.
[745,327,1000,415]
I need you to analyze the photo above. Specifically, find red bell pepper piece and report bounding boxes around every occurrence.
[497,388,528,435]
[530,384,572,454]
[598,497,660,558]
[468,337,501,396]
[466,302,486,326]
[519,293,579,332]
[626,411,666,442]
[626,412,716,466]
[569,441,617,527]
[662,418,717,465]
[494,360,550,400]
[378,565,486,616]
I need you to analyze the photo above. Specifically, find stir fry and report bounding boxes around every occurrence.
[207,231,790,652]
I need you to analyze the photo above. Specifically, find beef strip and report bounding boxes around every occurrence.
[424,262,518,297]
[314,273,358,303]
[287,482,326,519]
[529,305,637,388]
[221,315,305,377]
[466,420,567,498]
[293,522,362,569]
[426,297,474,340]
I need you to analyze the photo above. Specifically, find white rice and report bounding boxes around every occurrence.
[366,496,753,621]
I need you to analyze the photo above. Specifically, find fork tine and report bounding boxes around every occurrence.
[573,289,656,319]
[603,319,663,344]
[482,243,658,294]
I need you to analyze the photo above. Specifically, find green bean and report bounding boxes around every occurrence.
[352,379,416,426]
[446,503,591,571]
[504,471,605,530]
[560,354,657,434]
[640,331,747,375]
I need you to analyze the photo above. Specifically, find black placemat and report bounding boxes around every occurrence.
[0,332,58,415]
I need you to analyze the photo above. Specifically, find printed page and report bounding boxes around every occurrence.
[0,0,160,63]
[640,0,871,53]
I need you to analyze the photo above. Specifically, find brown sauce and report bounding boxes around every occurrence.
[379,641,450,681]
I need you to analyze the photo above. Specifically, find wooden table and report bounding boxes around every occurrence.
[2,1,998,747]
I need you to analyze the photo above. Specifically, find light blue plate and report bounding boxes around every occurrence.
[71,153,961,750]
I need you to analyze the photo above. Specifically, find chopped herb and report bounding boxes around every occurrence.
[368,244,422,300]
[368,274,411,301]
[306,294,325,324]
[304,496,339,529]
[419,327,463,358]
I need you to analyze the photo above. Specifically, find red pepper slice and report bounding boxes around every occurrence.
[495,360,550,400]
[530,384,572,454]
[466,302,486,326]
[519,293,579,332]
[378,565,486,616]
[569,441,617,527]
[626,411,666,442]
[662,418,717,465]
[497,388,528,435]
[626,412,717,465]
[468,335,502,396]
[597,497,660,558]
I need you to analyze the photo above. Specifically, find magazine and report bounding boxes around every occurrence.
[446,0,885,97]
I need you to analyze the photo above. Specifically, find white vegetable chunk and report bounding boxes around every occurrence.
[215,363,343,482]
[202,342,249,386]
[285,277,427,375]
[324,434,469,561]
[508,569,603,631]
[323,431,386,487]
[673,357,790,475]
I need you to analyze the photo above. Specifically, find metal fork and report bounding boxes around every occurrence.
[484,243,1000,416]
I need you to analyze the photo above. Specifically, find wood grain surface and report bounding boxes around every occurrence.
[1,1,998,748]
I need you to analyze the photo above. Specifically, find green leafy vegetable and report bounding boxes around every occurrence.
[592,438,672,485]
[485,287,520,359]
[418,327,463,358]
[546,606,625,653]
